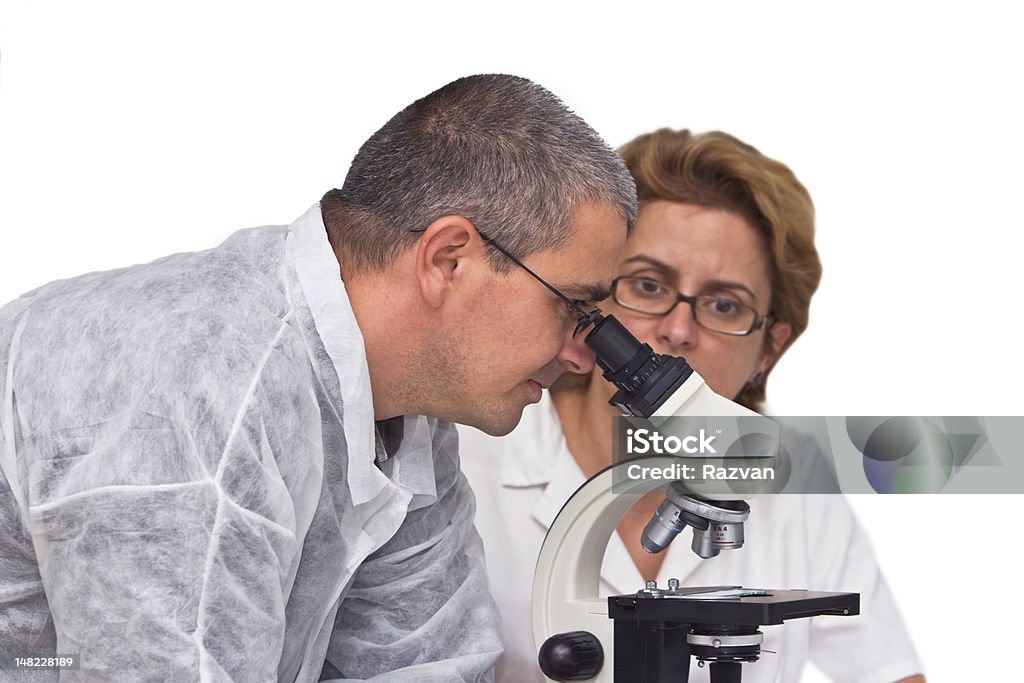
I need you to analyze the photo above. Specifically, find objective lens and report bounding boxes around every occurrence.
[691,523,745,559]
[640,484,750,557]
[640,498,687,554]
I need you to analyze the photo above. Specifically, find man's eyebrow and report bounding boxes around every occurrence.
[556,283,611,302]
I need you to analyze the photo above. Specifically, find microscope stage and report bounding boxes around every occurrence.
[608,587,860,626]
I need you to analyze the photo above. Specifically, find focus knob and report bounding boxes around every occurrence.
[538,631,604,681]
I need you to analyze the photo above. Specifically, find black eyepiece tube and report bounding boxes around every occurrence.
[583,313,643,375]
[581,312,694,418]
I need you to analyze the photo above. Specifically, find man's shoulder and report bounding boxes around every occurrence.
[1,225,311,416]
[8,226,291,340]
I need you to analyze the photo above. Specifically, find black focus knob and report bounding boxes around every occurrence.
[538,631,604,681]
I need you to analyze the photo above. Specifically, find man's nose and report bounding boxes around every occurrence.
[557,327,597,375]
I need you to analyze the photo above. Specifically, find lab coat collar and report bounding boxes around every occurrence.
[380,415,440,511]
[287,203,387,506]
[501,394,587,527]
[529,442,587,530]
[507,393,706,595]
[500,393,568,487]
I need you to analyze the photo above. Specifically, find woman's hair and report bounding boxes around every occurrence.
[618,128,822,409]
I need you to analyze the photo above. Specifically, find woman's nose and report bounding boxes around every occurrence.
[655,301,698,351]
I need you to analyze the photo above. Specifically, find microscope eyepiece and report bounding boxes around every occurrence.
[582,313,693,418]
[583,313,642,373]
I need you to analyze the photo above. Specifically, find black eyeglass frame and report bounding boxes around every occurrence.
[611,276,773,337]
[409,227,602,336]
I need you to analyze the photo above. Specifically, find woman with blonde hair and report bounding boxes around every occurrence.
[461,128,925,682]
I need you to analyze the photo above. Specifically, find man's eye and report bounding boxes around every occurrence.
[562,300,590,318]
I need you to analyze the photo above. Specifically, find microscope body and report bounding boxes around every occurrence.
[530,369,773,682]
[531,314,858,682]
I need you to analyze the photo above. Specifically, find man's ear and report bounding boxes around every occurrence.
[414,215,483,308]
[756,320,793,375]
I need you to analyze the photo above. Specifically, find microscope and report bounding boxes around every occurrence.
[532,312,858,683]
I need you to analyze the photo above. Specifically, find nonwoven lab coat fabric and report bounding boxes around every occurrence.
[0,206,501,681]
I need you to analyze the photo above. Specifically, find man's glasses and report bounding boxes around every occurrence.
[611,276,770,337]
[410,227,601,336]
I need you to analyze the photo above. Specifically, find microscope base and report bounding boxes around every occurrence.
[607,588,859,683]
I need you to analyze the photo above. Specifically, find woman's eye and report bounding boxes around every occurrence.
[707,298,741,316]
[633,279,665,296]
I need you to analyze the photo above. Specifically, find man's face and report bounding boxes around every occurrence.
[441,202,626,435]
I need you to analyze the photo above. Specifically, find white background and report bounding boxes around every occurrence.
[1,2,1021,680]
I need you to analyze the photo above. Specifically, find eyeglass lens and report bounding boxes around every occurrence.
[614,277,758,335]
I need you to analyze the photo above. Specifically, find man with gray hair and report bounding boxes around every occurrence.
[0,74,635,680]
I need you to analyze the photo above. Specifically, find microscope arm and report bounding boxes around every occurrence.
[532,457,676,683]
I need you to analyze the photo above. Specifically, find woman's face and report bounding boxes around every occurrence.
[605,201,792,401]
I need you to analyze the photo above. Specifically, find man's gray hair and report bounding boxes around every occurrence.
[322,74,637,272]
